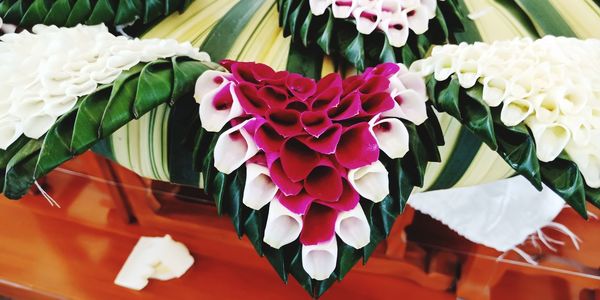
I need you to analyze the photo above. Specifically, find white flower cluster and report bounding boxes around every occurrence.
[0,24,209,150]
[411,36,600,188]
[309,0,437,47]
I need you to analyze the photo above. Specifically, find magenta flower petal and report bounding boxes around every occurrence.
[264,70,290,87]
[317,179,360,212]
[278,191,314,215]
[252,62,278,82]
[361,92,395,115]
[300,204,337,245]
[359,75,390,94]
[269,158,303,196]
[267,109,303,137]
[280,138,321,182]
[364,63,400,79]
[286,99,309,112]
[258,85,289,109]
[305,162,343,201]
[230,61,277,84]
[254,122,285,153]
[301,110,333,137]
[328,92,362,121]
[336,123,379,169]
[298,124,342,154]
[310,73,343,110]
[286,73,317,100]
[233,83,269,115]
[342,75,364,96]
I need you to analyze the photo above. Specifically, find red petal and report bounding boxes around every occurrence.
[335,122,379,169]
[254,122,285,153]
[364,63,400,79]
[317,179,359,212]
[359,75,390,94]
[286,99,309,112]
[300,204,337,245]
[269,158,303,196]
[278,191,314,214]
[286,73,317,100]
[258,85,289,109]
[304,162,343,201]
[310,73,342,110]
[298,124,342,154]
[231,62,259,84]
[267,109,303,137]
[280,138,321,182]
[342,75,364,96]
[212,83,234,111]
[301,110,333,137]
[234,83,268,115]
[361,92,395,115]
[252,62,277,82]
[328,92,362,121]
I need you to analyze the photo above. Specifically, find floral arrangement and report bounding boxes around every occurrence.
[412,36,600,217]
[194,60,428,279]
[0,24,208,150]
[309,0,437,47]
[277,0,465,70]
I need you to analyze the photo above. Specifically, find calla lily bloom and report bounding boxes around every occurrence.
[23,114,57,139]
[482,76,508,107]
[566,143,600,188]
[348,160,389,202]
[268,158,304,196]
[200,82,244,132]
[335,203,371,248]
[0,117,22,150]
[353,6,381,34]
[242,163,279,210]
[370,117,410,159]
[380,12,410,47]
[280,138,321,182]
[278,191,315,215]
[194,70,231,103]
[500,97,534,127]
[406,5,430,34]
[335,122,379,169]
[332,0,356,18]
[213,119,260,174]
[304,159,344,201]
[528,121,571,162]
[300,204,338,245]
[382,89,428,125]
[263,198,303,249]
[309,0,333,15]
[301,237,338,280]
[318,179,360,211]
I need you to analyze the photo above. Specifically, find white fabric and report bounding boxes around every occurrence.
[408,176,565,252]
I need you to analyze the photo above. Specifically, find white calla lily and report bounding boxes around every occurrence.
[332,0,357,18]
[482,76,508,107]
[533,90,561,124]
[560,85,589,115]
[309,0,333,15]
[335,203,370,249]
[369,117,410,159]
[23,114,57,139]
[528,121,571,162]
[199,83,244,132]
[263,198,303,249]
[213,119,259,174]
[433,54,455,81]
[0,117,23,150]
[352,6,381,34]
[398,72,427,96]
[382,89,428,125]
[500,97,533,127]
[242,163,279,210]
[420,0,437,18]
[348,160,390,203]
[560,116,591,146]
[566,143,600,188]
[302,237,338,281]
[194,70,230,104]
[406,5,430,34]
[380,11,409,47]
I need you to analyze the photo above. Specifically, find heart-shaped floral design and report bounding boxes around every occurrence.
[194,60,428,280]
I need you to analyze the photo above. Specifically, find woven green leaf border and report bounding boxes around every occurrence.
[0,0,191,30]
[427,75,600,218]
[0,57,216,199]
[277,0,466,70]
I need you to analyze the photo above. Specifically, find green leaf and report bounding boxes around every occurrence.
[435,76,462,119]
[463,85,497,150]
[316,10,333,54]
[339,30,365,71]
[335,240,361,280]
[19,0,49,27]
[134,60,174,118]
[100,64,145,137]
[3,139,42,199]
[71,86,113,154]
[87,0,116,25]
[44,0,71,26]
[65,0,92,27]
[541,156,588,219]
[34,110,78,178]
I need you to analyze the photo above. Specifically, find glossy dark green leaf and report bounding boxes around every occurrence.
[114,0,143,25]
[71,86,113,154]
[339,31,365,71]
[34,110,78,178]
[171,58,212,105]
[87,0,116,25]
[463,85,497,150]
[3,0,25,23]
[435,76,462,119]
[19,0,48,27]
[227,168,245,237]
[3,139,42,199]
[143,0,164,23]
[315,10,333,54]
[541,156,587,219]
[335,240,361,280]
[44,0,71,26]
[134,60,174,118]
[400,123,428,188]
[211,172,228,215]
[99,64,144,137]
[65,0,92,27]
[585,187,600,210]
[0,136,32,194]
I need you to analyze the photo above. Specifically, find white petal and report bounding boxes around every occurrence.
[309,0,332,15]
[528,121,571,162]
[406,6,430,34]
[408,58,434,77]
[213,119,259,174]
[352,7,381,34]
[199,83,244,132]
[107,52,141,70]
[509,73,536,99]
[500,97,533,127]
[560,116,591,146]
[482,76,508,107]
[23,114,56,139]
[454,59,480,89]
[302,237,337,280]
[398,72,426,96]
[380,12,409,47]
[242,163,278,210]
[420,0,437,18]
[43,94,78,116]
[348,160,389,202]
[382,89,428,125]
[559,85,589,115]
[332,0,356,18]
[0,117,23,150]
[433,54,455,81]
[9,95,45,117]
[194,70,231,104]
[335,203,370,249]
[370,117,410,159]
[533,90,561,124]
[263,198,303,249]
